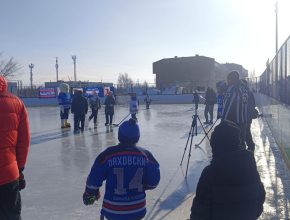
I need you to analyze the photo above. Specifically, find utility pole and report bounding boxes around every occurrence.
[55,57,59,81]
[29,63,34,89]
[72,55,77,81]
[275,2,278,54]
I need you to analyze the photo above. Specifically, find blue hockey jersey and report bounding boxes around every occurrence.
[217,93,224,119]
[86,144,160,220]
[130,98,138,114]
[58,93,72,109]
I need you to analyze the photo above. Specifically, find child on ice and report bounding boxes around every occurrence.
[144,94,152,109]
[130,93,138,121]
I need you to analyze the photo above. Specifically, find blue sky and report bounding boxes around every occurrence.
[1,0,289,85]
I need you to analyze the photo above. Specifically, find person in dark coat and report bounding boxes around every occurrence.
[190,120,265,220]
[204,86,217,124]
[104,91,116,125]
[71,91,88,132]
[193,91,199,109]
[88,92,101,125]
[241,79,257,152]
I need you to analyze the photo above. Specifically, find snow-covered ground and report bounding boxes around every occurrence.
[21,104,290,219]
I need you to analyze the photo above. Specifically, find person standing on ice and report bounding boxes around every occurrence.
[193,91,199,109]
[82,119,160,220]
[71,90,88,133]
[190,120,265,220]
[58,83,72,129]
[130,93,138,121]
[241,79,258,152]
[0,75,30,219]
[216,81,227,120]
[144,94,152,109]
[88,91,101,125]
[204,86,217,124]
[136,94,140,106]
[222,70,248,148]
[104,91,116,126]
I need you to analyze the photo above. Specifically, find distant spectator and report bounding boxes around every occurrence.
[190,120,265,220]
[104,91,116,125]
[204,86,217,124]
[88,92,101,125]
[0,75,30,219]
[193,91,199,109]
[71,90,89,132]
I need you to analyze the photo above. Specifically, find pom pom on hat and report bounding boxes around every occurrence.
[118,119,140,144]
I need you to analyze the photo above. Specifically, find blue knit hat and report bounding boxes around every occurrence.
[118,119,140,144]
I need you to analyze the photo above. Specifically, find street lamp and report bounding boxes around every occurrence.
[72,55,77,81]
[29,63,34,89]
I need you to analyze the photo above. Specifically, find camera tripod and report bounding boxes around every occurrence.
[180,109,211,178]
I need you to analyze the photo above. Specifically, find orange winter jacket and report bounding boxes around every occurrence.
[0,76,30,186]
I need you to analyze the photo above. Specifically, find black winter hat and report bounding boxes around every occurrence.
[227,70,240,82]
[210,120,240,155]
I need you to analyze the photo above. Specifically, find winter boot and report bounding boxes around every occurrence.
[65,123,71,128]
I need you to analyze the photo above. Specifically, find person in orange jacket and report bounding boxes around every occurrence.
[0,75,30,219]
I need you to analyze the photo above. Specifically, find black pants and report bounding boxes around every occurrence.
[204,105,214,122]
[146,103,150,109]
[246,121,255,152]
[89,109,98,123]
[74,114,85,131]
[194,101,199,109]
[60,109,69,119]
[131,114,137,120]
[236,123,247,148]
[0,179,22,220]
[106,114,113,125]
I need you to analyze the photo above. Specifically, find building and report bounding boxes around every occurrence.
[153,55,248,90]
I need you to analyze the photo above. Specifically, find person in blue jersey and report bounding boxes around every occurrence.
[216,81,227,120]
[83,119,160,220]
[58,83,72,129]
[130,93,138,121]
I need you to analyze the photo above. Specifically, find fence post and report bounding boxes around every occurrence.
[160,83,162,95]
[256,77,257,92]
[146,84,147,94]
[131,84,133,94]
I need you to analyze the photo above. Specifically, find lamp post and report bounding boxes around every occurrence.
[29,63,34,89]
[55,57,59,82]
[275,2,278,54]
[72,55,77,81]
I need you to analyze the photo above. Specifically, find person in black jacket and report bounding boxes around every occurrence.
[193,91,199,109]
[204,86,217,124]
[241,79,257,152]
[104,92,116,125]
[222,71,248,148]
[190,120,265,220]
[88,92,101,125]
[71,91,88,132]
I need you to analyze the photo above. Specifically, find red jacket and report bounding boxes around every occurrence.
[0,76,30,186]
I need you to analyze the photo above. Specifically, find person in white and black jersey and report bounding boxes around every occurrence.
[222,70,248,148]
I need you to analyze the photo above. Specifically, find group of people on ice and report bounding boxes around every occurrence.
[57,83,153,132]
[0,70,266,220]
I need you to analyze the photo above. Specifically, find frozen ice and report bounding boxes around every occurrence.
[21,104,290,219]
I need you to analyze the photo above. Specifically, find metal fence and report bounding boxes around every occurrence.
[258,35,290,105]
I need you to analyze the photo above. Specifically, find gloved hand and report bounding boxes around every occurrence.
[83,190,101,206]
[60,105,64,114]
[19,172,26,191]
[217,115,220,120]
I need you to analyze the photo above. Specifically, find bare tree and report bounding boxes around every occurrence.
[248,69,256,79]
[0,53,23,80]
[117,73,134,88]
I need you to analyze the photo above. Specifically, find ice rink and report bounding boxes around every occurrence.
[21,104,290,220]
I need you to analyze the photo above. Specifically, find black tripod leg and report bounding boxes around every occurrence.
[195,119,219,147]
[197,116,210,141]
[185,130,195,178]
[180,125,193,166]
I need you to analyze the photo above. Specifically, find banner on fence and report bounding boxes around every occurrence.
[86,87,99,95]
[39,88,56,99]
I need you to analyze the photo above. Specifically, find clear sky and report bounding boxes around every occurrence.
[1,0,289,85]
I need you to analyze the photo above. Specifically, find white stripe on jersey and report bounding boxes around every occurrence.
[102,206,146,214]
[103,198,146,206]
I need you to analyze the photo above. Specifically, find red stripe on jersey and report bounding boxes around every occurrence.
[103,201,146,210]
[101,151,156,164]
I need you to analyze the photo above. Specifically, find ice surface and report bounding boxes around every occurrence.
[21,104,290,219]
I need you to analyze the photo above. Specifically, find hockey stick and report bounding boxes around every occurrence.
[195,118,219,147]
[112,113,131,127]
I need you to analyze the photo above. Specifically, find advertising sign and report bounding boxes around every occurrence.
[39,88,56,99]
